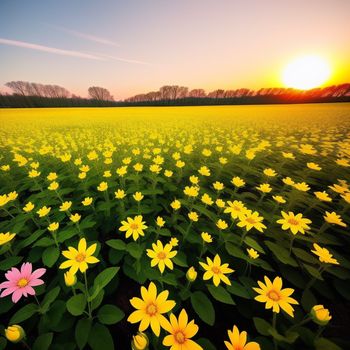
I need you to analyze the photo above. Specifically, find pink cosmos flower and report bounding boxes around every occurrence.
[0,262,46,303]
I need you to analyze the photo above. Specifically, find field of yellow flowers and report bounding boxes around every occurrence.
[0,104,350,350]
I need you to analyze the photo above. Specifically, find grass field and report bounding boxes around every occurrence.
[0,104,350,350]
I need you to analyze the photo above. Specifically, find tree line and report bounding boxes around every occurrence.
[0,81,349,108]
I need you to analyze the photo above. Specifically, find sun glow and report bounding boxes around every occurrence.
[282,55,331,90]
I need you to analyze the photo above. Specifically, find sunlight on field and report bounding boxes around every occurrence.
[0,104,350,349]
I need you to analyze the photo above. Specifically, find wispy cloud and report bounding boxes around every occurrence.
[0,37,105,60]
[97,53,151,65]
[53,25,119,47]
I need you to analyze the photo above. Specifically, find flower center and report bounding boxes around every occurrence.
[246,217,257,224]
[288,218,299,226]
[267,290,280,301]
[75,253,86,262]
[157,251,166,260]
[17,278,28,288]
[130,223,139,230]
[146,303,158,316]
[212,266,220,274]
[174,331,186,344]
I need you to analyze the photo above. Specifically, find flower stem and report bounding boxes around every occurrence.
[272,312,278,350]
[34,295,42,313]
[83,272,92,319]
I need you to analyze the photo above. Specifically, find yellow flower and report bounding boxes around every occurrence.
[299,144,316,155]
[37,206,51,217]
[146,240,177,274]
[176,160,185,168]
[183,186,199,197]
[48,222,59,232]
[198,166,210,176]
[282,152,295,159]
[224,201,248,219]
[60,153,72,162]
[59,238,99,274]
[47,172,58,181]
[150,164,162,173]
[253,276,298,317]
[219,157,227,164]
[201,193,213,205]
[164,170,173,177]
[323,211,347,227]
[245,150,255,160]
[23,202,34,212]
[188,211,199,222]
[199,254,234,286]
[87,150,98,160]
[133,163,144,172]
[162,309,202,350]
[328,183,348,194]
[216,219,228,230]
[170,199,181,210]
[128,282,175,336]
[307,162,321,171]
[0,232,16,246]
[82,197,93,206]
[78,172,87,179]
[311,243,339,265]
[5,325,25,343]
[48,181,59,191]
[103,170,112,178]
[59,201,72,212]
[119,215,148,241]
[80,165,90,172]
[202,148,211,156]
[282,177,295,186]
[247,248,259,259]
[272,195,286,204]
[276,211,311,235]
[7,191,18,201]
[310,305,332,326]
[314,191,332,202]
[256,183,272,193]
[186,267,198,282]
[169,237,179,247]
[28,169,40,178]
[336,158,350,167]
[231,176,245,188]
[97,181,108,191]
[213,181,224,191]
[115,189,126,199]
[216,199,226,208]
[224,325,260,350]
[132,332,149,350]
[201,232,213,243]
[237,211,266,232]
[263,168,277,177]
[133,192,144,202]
[74,158,82,166]
[70,213,81,223]
[64,271,77,287]
[294,182,310,192]
[1,165,10,171]
[156,216,165,228]
[190,175,199,184]
[340,192,350,204]
[116,166,128,177]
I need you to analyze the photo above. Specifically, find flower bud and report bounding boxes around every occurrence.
[64,271,77,287]
[5,325,25,343]
[131,332,149,350]
[186,266,197,282]
[310,305,332,326]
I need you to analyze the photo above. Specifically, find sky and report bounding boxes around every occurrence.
[0,0,349,100]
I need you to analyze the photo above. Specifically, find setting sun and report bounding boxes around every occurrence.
[282,55,331,90]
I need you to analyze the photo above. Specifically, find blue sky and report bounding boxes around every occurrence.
[1,0,349,99]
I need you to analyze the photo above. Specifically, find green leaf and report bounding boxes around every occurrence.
[197,338,217,350]
[303,264,324,280]
[191,291,215,325]
[57,227,78,243]
[89,267,119,302]
[301,289,317,312]
[75,318,92,350]
[207,285,235,305]
[0,256,23,270]
[97,304,125,325]
[0,337,7,350]
[106,239,126,250]
[91,290,105,311]
[314,337,342,350]
[41,286,61,313]
[10,303,38,324]
[293,247,318,264]
[253,317,271,336]
[88,323,114,350]
[265,241,298,267]
[33,237,55,247]
[42,246,60,267]
[225,242,246,259]
[32,332,53,350]
[244,236,265,253]
[172,251,188,267]
[127,242,143,259]
[227,282,251,299]
[16,229,45,251]
[66,294,86,316]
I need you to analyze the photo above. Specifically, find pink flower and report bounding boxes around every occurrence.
[0,263,46,303]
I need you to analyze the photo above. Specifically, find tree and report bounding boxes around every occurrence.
[88,86,114,101]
